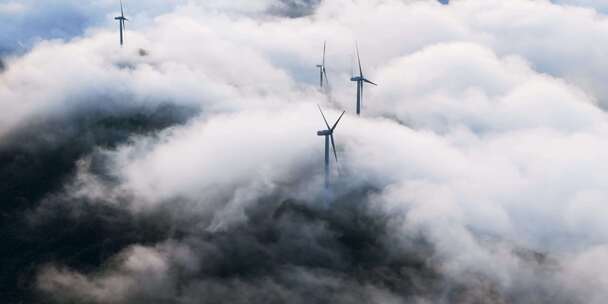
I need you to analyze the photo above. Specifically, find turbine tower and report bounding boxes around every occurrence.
[114,1,129,46]
[316,41,328,89]
[350,43,377,115]
[317,105,345,190]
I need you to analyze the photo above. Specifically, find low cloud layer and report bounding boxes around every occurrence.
[2,0,608,303]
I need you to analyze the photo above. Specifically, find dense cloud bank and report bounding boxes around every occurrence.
[2,0,608,303]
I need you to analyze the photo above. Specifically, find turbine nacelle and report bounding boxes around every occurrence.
[317,130,332,136]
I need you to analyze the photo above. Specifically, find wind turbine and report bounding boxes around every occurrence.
[317,105,345,190]
[316,41,328,89]
[350,43,377,115]
[114,1,129,46]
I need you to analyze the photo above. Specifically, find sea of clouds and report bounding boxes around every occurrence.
[2,0,608,303]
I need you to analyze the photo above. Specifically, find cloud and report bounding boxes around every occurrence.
[0,2,26,14]
[2,0,608,303]
[369,42,604,133]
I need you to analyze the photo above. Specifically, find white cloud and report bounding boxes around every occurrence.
[3,0,608,302]
[0,2,27,14]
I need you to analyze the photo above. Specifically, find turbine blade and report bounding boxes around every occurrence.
[350,54,354,78]
[330,134,338,162]
[356,42,363,78]
[331,110,346,131]
[363,78,377,86]
[318,105,331,130]
[120,0,124,17]
[322,41,326,67]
